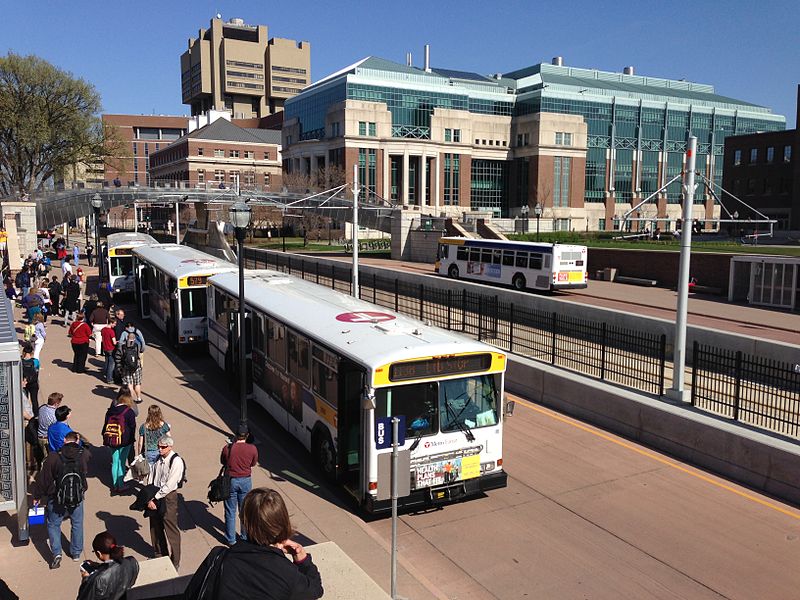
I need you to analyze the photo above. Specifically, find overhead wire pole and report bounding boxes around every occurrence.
[668,135,697,402]
[352,163,359,299]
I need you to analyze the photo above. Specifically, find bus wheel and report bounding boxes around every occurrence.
[512,274,526,291]
[313,429,337,481]
[448,264,459,279]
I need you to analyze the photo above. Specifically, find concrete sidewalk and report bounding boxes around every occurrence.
[0,264,411,599]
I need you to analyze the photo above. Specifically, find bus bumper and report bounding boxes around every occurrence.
[553,282,588,290]
[365,470,507,514]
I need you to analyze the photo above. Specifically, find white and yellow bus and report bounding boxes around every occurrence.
[132,244,237,348]
[207,269,511,513]
[105,232,158,296]
[436,237,588,291]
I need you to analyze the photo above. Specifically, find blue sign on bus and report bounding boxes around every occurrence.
[375,416,406,450]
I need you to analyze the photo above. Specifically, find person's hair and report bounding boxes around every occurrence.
[90,293,98,301]
[146,405,164,430]
[125,321,135,328]
[48,392,63,406]
[117,393,135,409]
[34,313,44,324]
[64,431,79,444]
[52,275,58,282]
[92,531,125,562]
[55,405,71,421]
[241,488,294,546]
[20,342,33,355]
[108,317,117,325]
[157,435,174,447]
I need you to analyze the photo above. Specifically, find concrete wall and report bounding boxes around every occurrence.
[1,202,38,266]
[506,355,800,505]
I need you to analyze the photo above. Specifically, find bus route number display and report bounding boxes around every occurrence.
[186,275,208,287]
[389,353,492,382]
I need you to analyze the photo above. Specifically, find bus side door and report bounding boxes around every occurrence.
[337,360,366,497]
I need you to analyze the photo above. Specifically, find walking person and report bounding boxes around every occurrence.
[37,392,63,462]
[72,243,80,267]
[21,343,40,414]
[117,322,146,403]
[32,313,46,360]
[61,257,73,278]
[68,314,92,373]
[101,318,117,384]
[102,393,137,494]
[184,488,323,599]
[62,275,81,325]
[85,242,94,268]
[138,405,171,465]
[31,430,91,569]
[47,405,74,452]
[76,531,139,600]
[48,275,62,318]
[146,436,184,569]
[89,299,109,356]
[221,424,258,546]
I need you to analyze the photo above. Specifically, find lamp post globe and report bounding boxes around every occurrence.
[533,203,543,241]
[230,200,252,432]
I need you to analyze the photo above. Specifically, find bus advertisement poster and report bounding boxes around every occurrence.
[414,454,481,488]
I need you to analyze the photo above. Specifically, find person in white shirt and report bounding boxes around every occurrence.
[146,436,183,569]
[62,258,73,277]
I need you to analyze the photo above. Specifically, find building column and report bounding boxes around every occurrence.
[402,149,409,206]
[382,150,390,200]
[310,154,318,178]
[433,154,440,212]
[421,151,428,207]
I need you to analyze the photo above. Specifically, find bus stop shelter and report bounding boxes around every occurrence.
[729,255,800,311]
[0,298,27,542]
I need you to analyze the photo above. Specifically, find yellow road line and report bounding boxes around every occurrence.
[515,398,800,522]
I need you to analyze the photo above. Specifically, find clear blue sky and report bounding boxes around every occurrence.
[3,0,798,127]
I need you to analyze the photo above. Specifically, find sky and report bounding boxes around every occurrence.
[2,0,798,127]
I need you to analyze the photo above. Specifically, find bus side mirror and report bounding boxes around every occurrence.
[504,400,516,417]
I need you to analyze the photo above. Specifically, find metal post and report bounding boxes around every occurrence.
[668,136,697,402]
[536,214,540,241]
[134,203,139,233]
[175,200,180,244]
[93,207,102,280]
[236,229,247,430]
[390,416,399,600]
[352,164,360,299]
[282,212,286,252]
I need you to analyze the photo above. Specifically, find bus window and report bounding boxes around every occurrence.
[438,245,449,259]
[502,251,514,266]
[287,330,310,385]
[214,290,229,328]
[110,256,133,277]
[544,255,552,269]
[468,248,480,263]
[376,382,438,439]
[252,314,265,351]
[456,247,468,261]
[480,249,492,263]
[440,374,499,433]
[180,288,207,318]
[267,318,287,369]
[529,254,543,270]
[492,249,502,265]
[515,252,528,268]
[312,359,338,407]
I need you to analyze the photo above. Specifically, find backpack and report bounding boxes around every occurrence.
[56,448,85,508]
[121,336,140,372]
[23,323,36,341]
[102,407,130,448]
[169,453,188,489]
[21,358,38,387]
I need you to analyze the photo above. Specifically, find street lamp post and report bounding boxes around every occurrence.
[91,194,103,280]
[230,200,252,432]
[533,203,543,241]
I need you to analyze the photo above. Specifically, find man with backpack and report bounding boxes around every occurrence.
[117,322,146,404]
[146,436,185,569]
[31,430,91,569]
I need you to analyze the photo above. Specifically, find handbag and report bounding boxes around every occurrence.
[131,454,150,478]
[207,444,232,505]
[25,417,39,445]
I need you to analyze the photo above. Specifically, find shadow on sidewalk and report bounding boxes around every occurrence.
[142,394,231,438]
[179,498,227,545]
[95,510,152,557]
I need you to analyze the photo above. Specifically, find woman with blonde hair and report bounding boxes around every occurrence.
[138,404,171,465]
[185,488,323,599]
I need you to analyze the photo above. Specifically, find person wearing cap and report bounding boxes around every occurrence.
[220,425,258,545]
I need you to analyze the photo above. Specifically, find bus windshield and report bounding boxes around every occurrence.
[181,288,207,318]
[110,256,133,278]
[376,374,500,441]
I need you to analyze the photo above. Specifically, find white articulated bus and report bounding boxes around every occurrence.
[132,244,237,348]
[207,270,511,513]
[105,232,159,296]
[436,237,588,291]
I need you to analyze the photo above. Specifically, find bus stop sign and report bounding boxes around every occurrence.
[375,416,405,449]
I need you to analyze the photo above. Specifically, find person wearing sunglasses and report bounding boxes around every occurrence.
[145,436,185,570]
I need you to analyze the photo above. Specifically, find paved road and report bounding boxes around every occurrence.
[2,271,799,598]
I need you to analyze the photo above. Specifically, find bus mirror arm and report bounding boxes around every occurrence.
[504,400,516,417]
[362,387,376,410]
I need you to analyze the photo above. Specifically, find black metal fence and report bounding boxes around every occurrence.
[243,248,667,396]
[692,342,800,438]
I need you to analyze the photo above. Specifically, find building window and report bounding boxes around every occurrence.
[746,178,756,194]
[555,132,573,146]
[230,150,239,158]
[264,151,270,160]
[244,172,255,186]
[734,150,741,166]
[453,129,461,143]
[286,136,292,146]
[214,149,224,158]
[444,153,460,205]
[331,122,340,137]
[198,147,204,156]
[359,121,366,136]
[598,218,606,231]
[444,128,452,142]
[785,145,792,163]
[214,170,225,182]
[749,148,758,164]
[766,146,774,163]
[229,171,239,184]
[197,170,205,183]
[244,151,255,159]
[553,157,571,207]
[264,173,271,187]
[358,149,377,201]
[368,122,376,136]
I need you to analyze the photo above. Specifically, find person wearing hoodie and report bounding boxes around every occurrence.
[102,394,137,494]
[31,430,92,570]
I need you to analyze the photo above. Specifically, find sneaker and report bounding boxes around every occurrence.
[135,398,143,404]
[49,555,62,569]
[72,555,82,562]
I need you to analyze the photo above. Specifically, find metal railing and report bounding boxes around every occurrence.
[243,248,667,396]
[692,342,800,439]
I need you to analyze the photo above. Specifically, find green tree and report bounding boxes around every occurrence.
[0,53,111,197]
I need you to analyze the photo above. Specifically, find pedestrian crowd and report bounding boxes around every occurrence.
[14,243,323,600]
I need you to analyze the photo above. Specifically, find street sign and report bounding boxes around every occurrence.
[375,416,405,449]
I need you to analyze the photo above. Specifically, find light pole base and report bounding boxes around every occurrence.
[665,388,690,404]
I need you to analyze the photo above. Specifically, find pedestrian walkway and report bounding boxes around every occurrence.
[0,263,413,599]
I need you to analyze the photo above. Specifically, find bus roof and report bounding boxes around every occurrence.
[133,244,238,279]
[209,269,503,372]
[106,232,159,250]
[439,237,587,253]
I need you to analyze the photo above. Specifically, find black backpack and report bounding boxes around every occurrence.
[169,453,187,489]
[21,357,38,387]
[56,448,85,508]
[121,336,140,372]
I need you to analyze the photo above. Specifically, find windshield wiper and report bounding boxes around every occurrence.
[443,392,475,442]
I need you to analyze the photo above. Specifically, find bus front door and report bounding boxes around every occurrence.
[137,265,150,318]
[227,312,253,396]
[337,361,366,498]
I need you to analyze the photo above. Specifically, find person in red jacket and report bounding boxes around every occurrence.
[68,314,92,373]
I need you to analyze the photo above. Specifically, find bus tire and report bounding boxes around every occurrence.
[312,427,337,482]
[512,273,526,291]
[448,264,459,279]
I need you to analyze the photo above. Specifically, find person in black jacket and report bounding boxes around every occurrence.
[76,531,139,600]
[184,488,323,600]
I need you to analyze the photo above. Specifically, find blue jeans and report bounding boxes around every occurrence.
[46,498,84,559]
[224,476,252,544]
[103,350,115,383]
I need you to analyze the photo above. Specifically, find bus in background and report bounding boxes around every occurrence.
[105,232,158,296]
[436,237,588,292]
[132,244,237,348]
[207,269,511,513]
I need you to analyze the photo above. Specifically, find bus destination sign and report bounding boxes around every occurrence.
[185,275,208,287]
[389,353,492,382]
[112,248,133,256]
